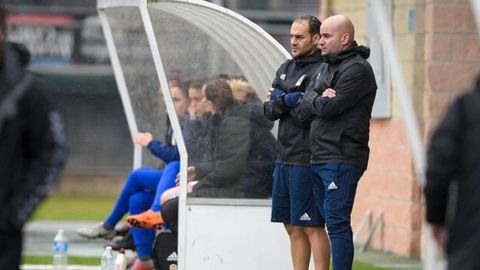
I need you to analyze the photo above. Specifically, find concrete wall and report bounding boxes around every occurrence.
[325,0,479,257]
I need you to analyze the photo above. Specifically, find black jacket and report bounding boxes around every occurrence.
[0,42,67,232]
[243,100,275,197]
[191,102,273,198]
[297,44,377,169]
[264,50,323,165]
[424,76,480,270]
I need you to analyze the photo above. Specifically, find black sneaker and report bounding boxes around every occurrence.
[108,233,136,251]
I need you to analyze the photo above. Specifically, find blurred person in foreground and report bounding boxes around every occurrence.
[424,75,480,270]
[264,15,330,270]
[0,5,67,269]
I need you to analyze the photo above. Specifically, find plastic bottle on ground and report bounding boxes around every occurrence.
[52,229,68,270]
[101,246,115,270]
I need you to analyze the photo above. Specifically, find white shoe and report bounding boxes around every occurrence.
[77,223,116,240]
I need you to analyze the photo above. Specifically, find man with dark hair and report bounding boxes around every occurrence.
[297,14,377,270]
[264,15,330,270]
[0,5,67,269]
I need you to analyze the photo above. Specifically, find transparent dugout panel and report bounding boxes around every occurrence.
[149,7,243,82]
[101,2,282,199]
[147,4,276,199]
[104,7,169,167]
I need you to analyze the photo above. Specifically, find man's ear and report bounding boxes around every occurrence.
[341,33,350,46]
[312,33,320,44]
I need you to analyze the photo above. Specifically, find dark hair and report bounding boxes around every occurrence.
[204,78,234,114]
[0,5,6,34]
[210,73,230,81]
[168,79,182,88]
[229,74,248,81]
[169,79,188,98]
[188,78,207,90]
[294,15,321,36]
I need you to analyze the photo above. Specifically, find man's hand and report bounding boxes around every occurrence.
[430,224,446,250]
[265,89,272,102]
[135,132,153,146]
[266,87,285,102]
[175,166,197,185]
[322,88,336,99]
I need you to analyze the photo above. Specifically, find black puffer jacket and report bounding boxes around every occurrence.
[0,42,67,232]
[264,50,323,165]
[191,102,271,198]
[297,44,377,169]
[192,102,275,198]
[424,75,480,270]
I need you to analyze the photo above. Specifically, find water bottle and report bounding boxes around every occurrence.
[52,229,68,270]
[114,248,127,270]
[101,246,115,270]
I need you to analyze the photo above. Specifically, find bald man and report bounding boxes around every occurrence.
[297,14,377,270]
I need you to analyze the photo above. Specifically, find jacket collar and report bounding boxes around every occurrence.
[324,41,370,64]
[293,49,324,66]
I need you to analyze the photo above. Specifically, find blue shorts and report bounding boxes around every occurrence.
[271,163,324,226]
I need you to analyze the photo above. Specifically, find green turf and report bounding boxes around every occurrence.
[23,256,100,265]
[32,195,116,221]
[353,261,389,270]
